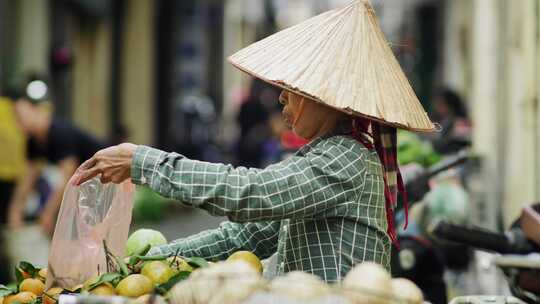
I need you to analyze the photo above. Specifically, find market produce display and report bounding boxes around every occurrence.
[397,130,441,167]
[126,229,168,257]
[0,229,424,304]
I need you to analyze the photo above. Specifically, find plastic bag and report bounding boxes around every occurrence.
[46,177,134,289]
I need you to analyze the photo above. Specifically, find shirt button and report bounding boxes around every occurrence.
[141,176,147,184]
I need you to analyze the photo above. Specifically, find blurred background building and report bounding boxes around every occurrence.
[1,0,540,296]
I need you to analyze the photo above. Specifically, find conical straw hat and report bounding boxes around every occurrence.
[228,0,436,132]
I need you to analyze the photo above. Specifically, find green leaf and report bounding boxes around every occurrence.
[138,254,169,262]
[186,257,208,269]
[28,296,43,304]
[154,286,167,295]
[133,244,152,257]
[155,271,190,294]
[113,256,129,277]
[18,262,39,277]
[15,268,24,284]
[0,284,17,297]
[89,272,123,290]
[127,256,141,267]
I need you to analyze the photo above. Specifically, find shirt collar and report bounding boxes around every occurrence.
[297,119,353,154]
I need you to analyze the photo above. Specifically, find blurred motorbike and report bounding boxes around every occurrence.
[433,204,540,303]
[391,150,473,304]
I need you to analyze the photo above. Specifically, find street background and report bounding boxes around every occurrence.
[1,0,540,300]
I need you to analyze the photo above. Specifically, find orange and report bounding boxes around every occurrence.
[82,276,100,291]
[4,292,37,304]
[67,284,83,292]
[20,278,45,296]
[38,268,48,281]
[141,262,174,284]
[115,274,153,298]
[43,287,63,304]
[227,251,263,273]
[89,283,116,296]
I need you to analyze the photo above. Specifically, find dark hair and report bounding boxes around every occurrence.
[437,88,468,119]
[2,87,24,101]
[2,73,49,104]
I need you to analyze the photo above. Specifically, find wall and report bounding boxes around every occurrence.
[71,19,112,139]
[18,0,50,76]
[0,0,49,89]
[442,0,540,227]
[441,0,472,94]
[498,0,539,223]
[121,0,155,145]
[469,0,503,229]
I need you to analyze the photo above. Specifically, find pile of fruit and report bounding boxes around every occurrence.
[0,229,424,304]
[0,264,49,304]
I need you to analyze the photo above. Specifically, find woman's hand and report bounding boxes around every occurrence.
[74,143,138,185]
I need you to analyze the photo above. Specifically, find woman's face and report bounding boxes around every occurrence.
[279,90,338,140]
[279,90,302,129]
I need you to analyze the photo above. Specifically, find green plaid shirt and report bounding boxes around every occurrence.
[131,133,390,282]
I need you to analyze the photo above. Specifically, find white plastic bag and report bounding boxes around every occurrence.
[46,177,134,289]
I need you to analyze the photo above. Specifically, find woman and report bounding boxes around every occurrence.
[75,0,435,282]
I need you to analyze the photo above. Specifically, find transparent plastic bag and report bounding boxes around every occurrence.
[46,177,134,289]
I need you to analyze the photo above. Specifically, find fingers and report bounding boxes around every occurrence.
[73,155,100,185]
[75,167,102,185]
[79,157,97,170]
[73,145,134,185]
[100,172,112,184]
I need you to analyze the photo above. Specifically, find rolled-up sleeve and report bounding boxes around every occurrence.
[131,144,365,222]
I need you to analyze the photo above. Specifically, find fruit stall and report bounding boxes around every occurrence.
[0,179,426,304]
[0,242,425,304]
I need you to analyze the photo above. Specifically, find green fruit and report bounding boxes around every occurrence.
[141,261,175,284]
[115,274,153,298]
[126,229,167,256]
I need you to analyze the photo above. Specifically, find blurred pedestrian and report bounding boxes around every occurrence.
[7,92,106,235]
[0,95,25,226]
[236,79,278,168]
[428,88,471,154]
[0,94,26,282]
